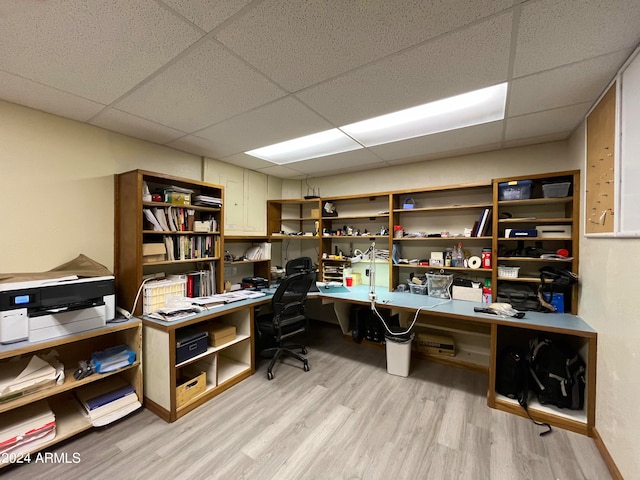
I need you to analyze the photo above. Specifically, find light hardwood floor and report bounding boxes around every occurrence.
[5,321,611,480]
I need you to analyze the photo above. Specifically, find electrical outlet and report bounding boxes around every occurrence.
[365,269,370,277]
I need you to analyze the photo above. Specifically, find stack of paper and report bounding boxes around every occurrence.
[0,400,56,455]
[75,377,141,427]
[193,195,222,207]
[0,356,57,403]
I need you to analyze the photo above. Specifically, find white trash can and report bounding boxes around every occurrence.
[385,331,414,377]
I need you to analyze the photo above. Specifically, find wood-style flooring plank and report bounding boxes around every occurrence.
[2,321,612,480]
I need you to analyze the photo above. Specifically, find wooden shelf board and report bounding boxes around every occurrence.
[393,202,492,213]
[323,214,389,220]
[0,363,140,415]
[497,237,571,241]
[494,394,587,425]
[143,257,219,266]
[395,264,492,273]
[498,197,573,207]
[143,201,221,213]
[414,350,489,373]
[175,335,250,368]
[498,217,572,224]
[229,259,270,265]
[394,236,491,241]
[497,257,573,262]
[143,230,221,235]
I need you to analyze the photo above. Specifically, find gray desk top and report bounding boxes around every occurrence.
[317,285,596,336]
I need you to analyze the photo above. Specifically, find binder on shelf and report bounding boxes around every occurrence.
[475,208,492,237]
[143,208,162,231]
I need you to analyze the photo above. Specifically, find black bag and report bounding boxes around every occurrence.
[496,283,541,311]
[529,336,586,410]
[496,346,529,406]
[538,267,578,312]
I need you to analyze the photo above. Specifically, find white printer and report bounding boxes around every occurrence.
[0,276,115,344]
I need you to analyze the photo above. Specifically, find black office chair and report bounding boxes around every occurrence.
[256,272,314,380]
[285,256,313,276]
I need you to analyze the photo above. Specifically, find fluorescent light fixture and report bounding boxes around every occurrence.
[245,83,507,164]
[245,128,362,164]
[340,83,508,147]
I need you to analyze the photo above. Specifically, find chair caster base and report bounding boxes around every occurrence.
[303,361,310,372]
[267,371,274,380]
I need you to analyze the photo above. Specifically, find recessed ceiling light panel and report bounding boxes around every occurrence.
[340,83,508,147]
[245,128,362,164]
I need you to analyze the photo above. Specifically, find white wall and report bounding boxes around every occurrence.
[570,123,640,479]
[0,100,202,273]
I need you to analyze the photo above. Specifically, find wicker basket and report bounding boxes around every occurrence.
[498,266,520,278]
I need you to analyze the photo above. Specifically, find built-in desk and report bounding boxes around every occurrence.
[142,295,271,422]
[317,285,597,436]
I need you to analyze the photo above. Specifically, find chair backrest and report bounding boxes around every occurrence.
[272,272,314,320]
[285,256,314,276]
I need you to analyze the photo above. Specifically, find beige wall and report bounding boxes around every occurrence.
[0,100,202,273]
[569,123,640,479]
[302,141,572,197]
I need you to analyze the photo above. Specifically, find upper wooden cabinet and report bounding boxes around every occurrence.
[115,169,224,316]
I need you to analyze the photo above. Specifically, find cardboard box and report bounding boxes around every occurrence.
[176,369,206,408]
[203,323,236,347]
[142,243,166,263]
[414,332,455,357]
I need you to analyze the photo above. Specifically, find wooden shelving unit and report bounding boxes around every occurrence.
[0,319,142,465]
[142,303,260,423]
[115,169,224,316]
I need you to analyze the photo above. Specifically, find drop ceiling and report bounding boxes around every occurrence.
[1,0,639,179]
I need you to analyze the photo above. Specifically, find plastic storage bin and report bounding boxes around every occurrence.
[542,182,571,198]
[498,266,520,278]
[408,283,427,295]
[426,273,453,299]
[498,180,532,200]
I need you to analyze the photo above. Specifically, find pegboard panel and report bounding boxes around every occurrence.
[585,83,616,234]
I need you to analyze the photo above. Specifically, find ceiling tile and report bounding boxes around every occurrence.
[0,70,105,121]
[514,0,640,77]
[89,108,186,144]
[195,97,334,157]
[503,132,569,149]
[505,103,591,141]
[167,135,228,158]
[215,0,513,91]
[115,39,286,132]
[371,121,504,162]
[387,142,504,165]
[0,0,203,104]
[161,0,253,32]
[253,164,310,179]
[276,149,386,176]
[216,151,277,170]
[508,50,630,117]
[296,13,513,125]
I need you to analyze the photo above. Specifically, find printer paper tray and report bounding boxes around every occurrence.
[29,305,106,343]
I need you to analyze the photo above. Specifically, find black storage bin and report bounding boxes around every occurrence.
[176,328,208,364]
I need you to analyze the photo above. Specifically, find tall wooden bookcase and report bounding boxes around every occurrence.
[114,169,224,316]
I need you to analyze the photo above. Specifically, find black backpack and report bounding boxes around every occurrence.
[496,346,529,406]
[529,336,586,410]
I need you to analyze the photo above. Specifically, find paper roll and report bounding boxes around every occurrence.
[468,256,482,269]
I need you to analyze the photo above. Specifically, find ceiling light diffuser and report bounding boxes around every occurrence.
[340,83,508,147]
[245,128,362,164]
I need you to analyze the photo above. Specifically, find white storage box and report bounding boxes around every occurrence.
[498,266,520,278]
[536,225,572,238]
[452,285,483,302]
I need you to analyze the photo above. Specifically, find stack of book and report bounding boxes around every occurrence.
[75,377,141,427]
